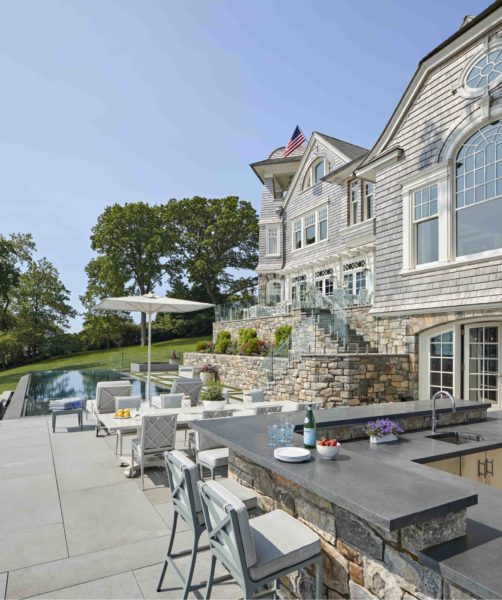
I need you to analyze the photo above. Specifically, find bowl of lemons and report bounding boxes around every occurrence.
[113,409,131,419]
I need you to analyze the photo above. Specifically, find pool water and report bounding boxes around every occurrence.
[24,369,167,417]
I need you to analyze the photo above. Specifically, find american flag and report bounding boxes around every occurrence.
[283,126,306,157]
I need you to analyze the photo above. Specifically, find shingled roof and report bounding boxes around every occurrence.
[316,132,369,161]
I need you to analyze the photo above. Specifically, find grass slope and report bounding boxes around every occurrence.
[0,336,210,393]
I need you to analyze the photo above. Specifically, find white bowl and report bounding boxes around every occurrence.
[316,442,341,460]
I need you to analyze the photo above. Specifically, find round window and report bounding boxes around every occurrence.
[465,49,502,90]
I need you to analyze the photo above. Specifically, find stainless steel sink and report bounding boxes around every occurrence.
[427,431,484,445]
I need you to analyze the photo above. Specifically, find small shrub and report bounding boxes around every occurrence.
[239,337,269,356]
[214,330,232,354]
[275,325,292,347]
[195,340,213,353]
[238,327,257,347]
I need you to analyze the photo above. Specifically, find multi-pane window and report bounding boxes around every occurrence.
[429,331,454,398]
[349,180,360,225]
[455,120,502,257]
[266,226,279,256]
[294,220,302,250]
[292,206,328,250]
[465,50,502,90]
[314,160,324,184]
[318,207,328,241]
[363,182,374,219]
[304,214,316,246]
[414,184,438,265]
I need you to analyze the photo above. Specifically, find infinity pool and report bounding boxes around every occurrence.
[24,369,166,416]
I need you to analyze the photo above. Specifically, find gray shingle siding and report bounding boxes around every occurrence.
[372,25,502,314]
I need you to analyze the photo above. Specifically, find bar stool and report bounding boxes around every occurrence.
[198,479,323,600]
[157,450,257,599]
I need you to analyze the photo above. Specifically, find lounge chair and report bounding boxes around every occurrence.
[88,381,132,436]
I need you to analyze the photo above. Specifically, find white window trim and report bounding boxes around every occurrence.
[265,225,281,257]
[458,39,502,99]
[302,158,328,192]
[290,205,329,252]
[402,162,451,272]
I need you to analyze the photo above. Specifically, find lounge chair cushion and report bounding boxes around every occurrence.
[248,509,321,581]
[197,447,229,468]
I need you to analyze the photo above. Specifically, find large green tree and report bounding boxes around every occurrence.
[0,233,35,331]
[14,258,76,359]
[84,203,175,345]
[163,196,259,305]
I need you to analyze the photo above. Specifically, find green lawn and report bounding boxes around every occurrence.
[0,336,210,393]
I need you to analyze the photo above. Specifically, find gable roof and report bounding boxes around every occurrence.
[316,132,368,161]
[358,0,502,173]
[282,131,366,208]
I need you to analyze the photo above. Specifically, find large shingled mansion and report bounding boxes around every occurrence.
[196,2,502,407]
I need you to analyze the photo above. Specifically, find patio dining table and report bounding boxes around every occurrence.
[98,399,300,436]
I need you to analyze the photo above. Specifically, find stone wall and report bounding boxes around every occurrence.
[185,351,412,404]
[184,352,266,390]
[229,452,476,600]
[272,353,412,406]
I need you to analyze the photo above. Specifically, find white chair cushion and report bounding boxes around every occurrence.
[155,393,183,409]
[218,478,257,512]
[197,447,229,468]
[248,509,321,582]
[202,480,257,568]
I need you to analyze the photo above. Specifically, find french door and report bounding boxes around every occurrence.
[464,324,501,404]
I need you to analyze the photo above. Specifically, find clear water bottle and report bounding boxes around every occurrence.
[303,403,316,449]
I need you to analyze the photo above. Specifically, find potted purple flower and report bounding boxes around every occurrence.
[364,418,404,444]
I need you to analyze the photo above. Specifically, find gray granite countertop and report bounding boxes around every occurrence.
[193,400,501,598]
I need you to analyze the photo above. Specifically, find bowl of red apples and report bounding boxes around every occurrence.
[316,437,341,460]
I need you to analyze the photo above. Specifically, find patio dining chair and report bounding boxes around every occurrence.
[195,410,235,479]
[295,401,323,411]
[91,381,132,436]
[187,409,234,456]
[252,405,283,416]
[156,450,257,599]
[242,389,265,403]
[171,377,203,406]
[131,414,177,490]
[114,395,142,455]
[151,393,184,409]
[198,479,323,600]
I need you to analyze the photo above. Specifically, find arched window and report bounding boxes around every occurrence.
[455,121,502,257]
[302,158,325,190]
[266,280,282,305]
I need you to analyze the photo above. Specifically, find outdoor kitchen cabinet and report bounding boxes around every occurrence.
[426,447,502,489]
[427,456,461,476]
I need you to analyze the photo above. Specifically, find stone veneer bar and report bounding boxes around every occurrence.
[193,400,489,599]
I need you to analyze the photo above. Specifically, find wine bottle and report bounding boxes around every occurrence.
[303,404,316,449]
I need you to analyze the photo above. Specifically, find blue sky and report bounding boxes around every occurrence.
[0,0,490,330]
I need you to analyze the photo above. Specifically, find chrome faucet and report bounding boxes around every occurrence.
[431,390,456,433]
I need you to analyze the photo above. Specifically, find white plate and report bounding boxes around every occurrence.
[274,447,311,463]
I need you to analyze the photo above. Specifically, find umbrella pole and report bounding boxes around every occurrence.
[147,312,152,407]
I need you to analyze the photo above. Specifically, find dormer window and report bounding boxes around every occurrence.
[303,158,326,190]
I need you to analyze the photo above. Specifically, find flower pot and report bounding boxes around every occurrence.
[203,400,226,409]
[200,372,215,385]
[370,433,398,444]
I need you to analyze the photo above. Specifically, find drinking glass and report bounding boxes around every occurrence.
[284,423,295,446]
[268,424,279,447]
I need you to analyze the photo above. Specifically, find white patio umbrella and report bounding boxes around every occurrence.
[95,294,214,404]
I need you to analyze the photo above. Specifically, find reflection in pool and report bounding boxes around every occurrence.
[24,369,167,416]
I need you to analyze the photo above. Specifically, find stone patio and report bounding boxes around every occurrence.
[0,414,243,599]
